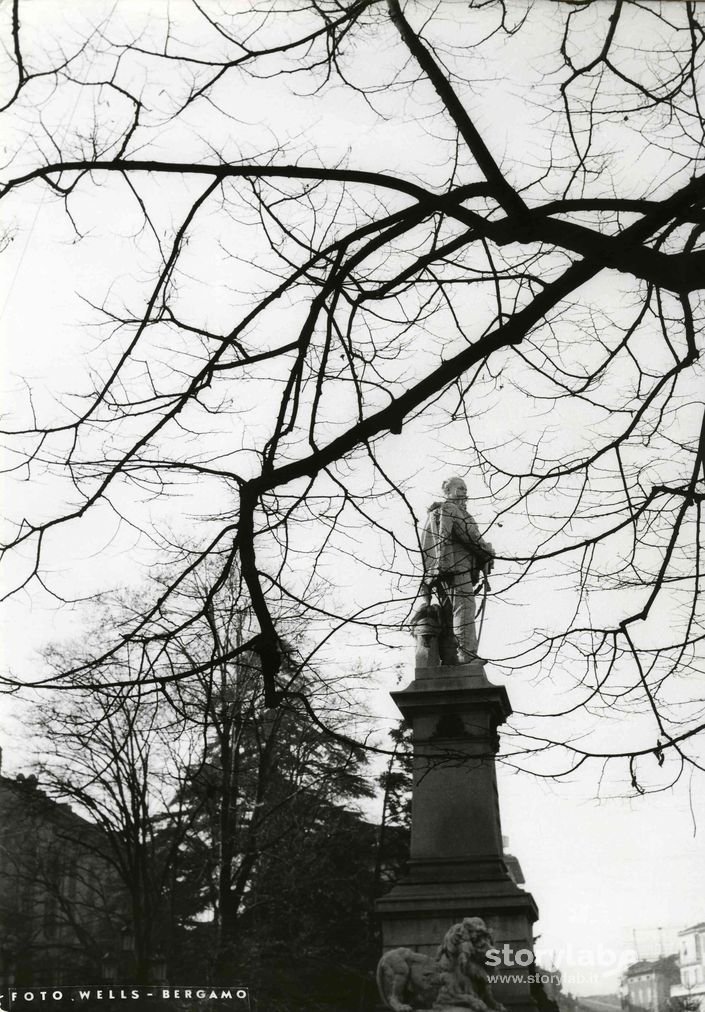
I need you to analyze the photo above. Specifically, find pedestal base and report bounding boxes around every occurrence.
[376,661,538,1012]
[377,876,538,1012]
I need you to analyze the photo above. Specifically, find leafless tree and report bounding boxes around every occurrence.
[30,648,203,983]
[24,574,372,980]
[1,0,705,790]
[149,568,373,970]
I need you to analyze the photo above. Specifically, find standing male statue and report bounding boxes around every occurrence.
[420,477,495,663]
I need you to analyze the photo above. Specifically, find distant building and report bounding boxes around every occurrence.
[622,955,680,1012]
[0,760,121,989]
[670,922,705,1011]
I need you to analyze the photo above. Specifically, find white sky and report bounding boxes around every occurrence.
[1,0,704,998]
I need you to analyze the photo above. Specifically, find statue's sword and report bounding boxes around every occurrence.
[475,567,491,651]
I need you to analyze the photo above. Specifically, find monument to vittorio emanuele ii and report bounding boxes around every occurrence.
[375,477,539,1012]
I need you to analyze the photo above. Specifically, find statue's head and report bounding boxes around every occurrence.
[441,476,467,502]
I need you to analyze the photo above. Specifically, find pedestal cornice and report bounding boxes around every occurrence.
[391,662,511,729]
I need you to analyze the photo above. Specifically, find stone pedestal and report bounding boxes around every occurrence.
[376,660,538,1012]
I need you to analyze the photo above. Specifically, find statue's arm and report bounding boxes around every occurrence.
[452,508,494,562]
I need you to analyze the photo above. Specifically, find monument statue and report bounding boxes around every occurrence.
[378,482,537,1012]
[376,916,508,1012]
[416,477,494,664]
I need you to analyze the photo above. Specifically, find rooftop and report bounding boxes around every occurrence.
[624,955,679,979]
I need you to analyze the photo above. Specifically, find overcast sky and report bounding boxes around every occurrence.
[1,0,704,997]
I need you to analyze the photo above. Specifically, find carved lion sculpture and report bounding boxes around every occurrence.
[376,916,508,1012]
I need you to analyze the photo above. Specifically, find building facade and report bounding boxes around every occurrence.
[0,765,120,990]
[622,956,680,1012]
[671,922,705,1011]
